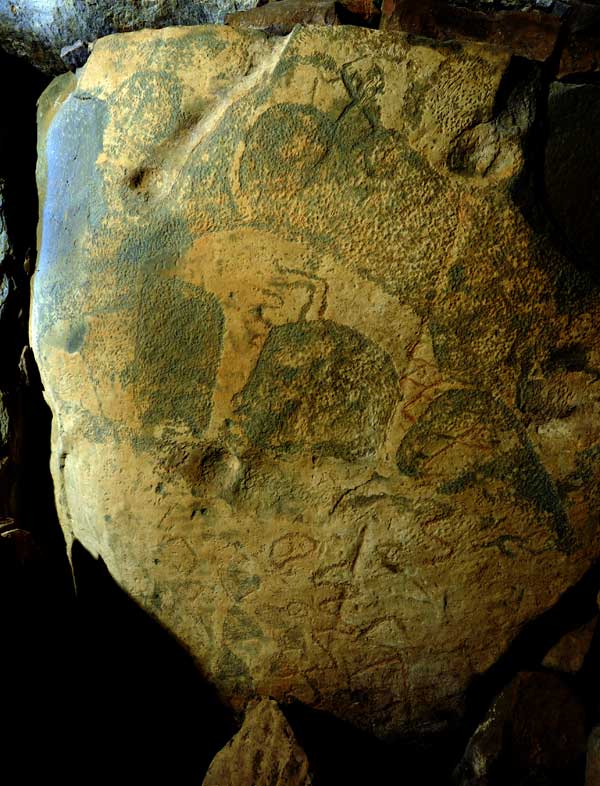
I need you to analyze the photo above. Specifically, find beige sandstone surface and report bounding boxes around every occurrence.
[32,24,600,738]
[202,698,313,786]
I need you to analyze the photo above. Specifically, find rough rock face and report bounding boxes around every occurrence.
[381,0,600,78]
[542,617,597,673]
[558,2,600,78]
[0,183,7,264]
[32,25,600,738]
[381,0,564,62]
[202,699,313,786]
[0,182,15,511]
[587,727,600,786]
[226,0,380,32]
[453,672,587,785]
[226,0,341,34]
[0,0,256,74]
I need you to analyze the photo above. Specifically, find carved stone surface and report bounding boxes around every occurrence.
[32,26,600,738]
[202,698,313,786]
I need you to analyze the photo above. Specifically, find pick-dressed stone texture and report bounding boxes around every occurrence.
[32,25,600,739]
[202,699,313,786]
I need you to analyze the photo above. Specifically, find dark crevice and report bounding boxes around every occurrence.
[460,556,600,766]
[508,49,600,308]
[283,701,461,786]
[545,0,577,81]
[68,541,237,783]
[0,47,72,583]
[558,70,600,84]
[0,48,78,779]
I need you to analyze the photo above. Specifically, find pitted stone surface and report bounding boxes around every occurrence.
[202,699,313,786]
[32,25,600,738]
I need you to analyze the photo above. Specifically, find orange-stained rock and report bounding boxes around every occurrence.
[226,0,379,32]
[226,0,340,34]
[202,699,313,786]
[32,25,600,739]
[380,0,562,61]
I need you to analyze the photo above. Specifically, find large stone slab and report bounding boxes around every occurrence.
[32,25,600,739]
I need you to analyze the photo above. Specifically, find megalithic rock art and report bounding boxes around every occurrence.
[32,25,600,739]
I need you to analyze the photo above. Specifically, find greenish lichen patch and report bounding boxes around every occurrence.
[397,389,575,552]
[126,276,224,436]
[235,320,399,459]
[65,320,87,354]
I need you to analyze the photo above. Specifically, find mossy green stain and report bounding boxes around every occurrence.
[223,607,264,642]
[447,264,466,293]
[129,276,224,437]
[66,320,86,354]
[240,103,335,194]
[236,320,399,460]
[216,647,252,684]
[115,216,190,272]
[397,389,574,552]
[108,70,183,154]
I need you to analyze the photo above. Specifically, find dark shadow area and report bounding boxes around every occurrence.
[462,556,600,758]
[0,50,48,264]
[543,81,600,284]
[67,540,236,783]
[1,540,236,783]
[511,54,600,306]
[334,1,381,28]
[283,701,462,786]
[0,49,71,564]
[0,47,80,780]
